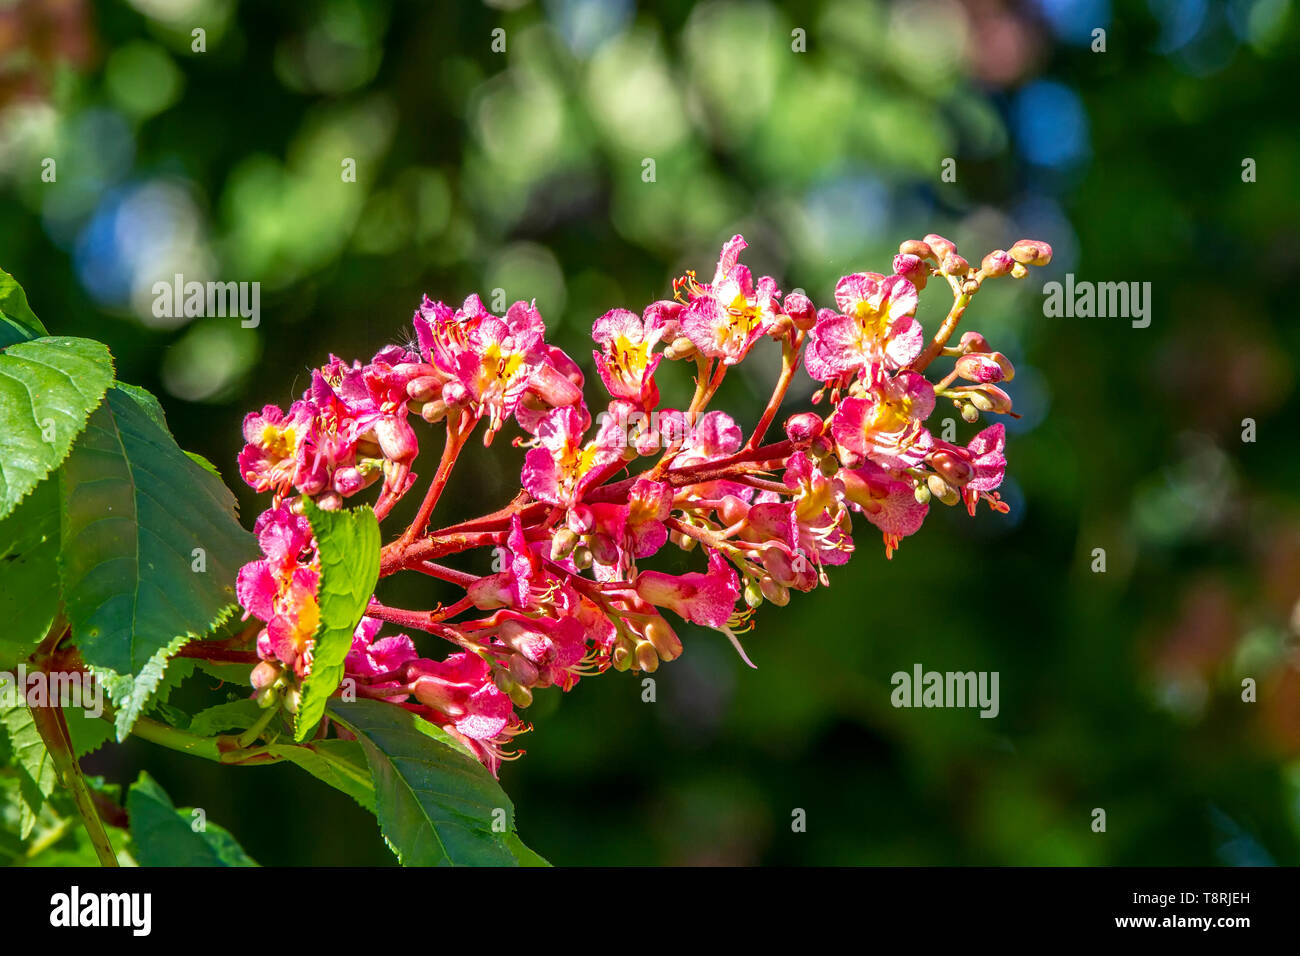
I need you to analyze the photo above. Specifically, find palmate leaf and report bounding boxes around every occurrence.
[0,336,113,520]
[126,771,257,866]
[294,499,380,742]
[327,698,548,867]
[0,478,61,669]
[59,387,257,738]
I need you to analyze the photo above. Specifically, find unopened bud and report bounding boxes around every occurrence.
[251,660,280,691]
[669,529,698,552]
[929,449,974,488]
[966,385,1013,414]
[784,412,824,444]
[284,687,302,714]
[744,578,764,609]
[508,683,533,708]
[914,483,931,505]
[550,528,580,561]
[612,641,634,672]
[645,615,683,661]
[961,402,980,423]
[899,239,934,260]
[818,453,839,477]
[892,253,929,289]
[635,641,660,673]
[927,473,959,505]
[958,331,990,353]
[759,576,790,606]
[941,253,970,276]
[718,495,750,526]
[663,336,698,361]
[572,545,593,570]
[407,375,443,403]
[923,234,956,260]
[979,250,1014,278]
[954,352,1008,384]
[1010,262,1028,279]
[419,399,448,424]
[782,291,816,330]
[1009,239,1052,266]
[587,532,619,566]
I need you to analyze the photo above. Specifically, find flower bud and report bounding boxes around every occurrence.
[914,482,931,505]
[419,399,449,424]
[743,578,764,609]
[669,529,698,552]
[374,417,418,463]
[718,494,750,527]
[572,545,593,570]
[251,660,280,691]
[644,615,683,661]
[759,576,790,606]
[954,352,1007,384]
[1009,239,1052,266]
[784,412,824,444]
[892,253,929,289]
[587,532,619,567]
[284,686,302,714]
[612,641,634,672]
[980,250,1015,277]
[818,453,839,477]
[941,253,970,276]
[961,402,980,423]
[923,233,956,259]
[927,474,960,506]
[958,331,990,353]
[899,239,934,260]
[1010,262,1029,279]
[663,336,698,361]
[407,375,443,403]
[635,641,660,673]
[929,448,974,488]
[782,292,817,330]
[509,654,539,687]
[965,384,1013,414]
[508,683,534,708]
[550,527,580,561]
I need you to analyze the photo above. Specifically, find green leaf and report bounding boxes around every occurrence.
[0,336,113,520]
[327,698,546,866]
[266,739,376,813]
[188,699,263,737]
[0,478,61,668]
[0,700,58,839]
[126,771,258,866]
[59,387,256,737]
[62,708,114,759]
[0,268,48,347]
[294,499,379,742]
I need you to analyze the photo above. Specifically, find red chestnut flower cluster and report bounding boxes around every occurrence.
[235,233,1051,772]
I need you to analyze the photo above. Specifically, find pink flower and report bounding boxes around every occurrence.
[830,369,935,469]
[408,652,518,770]
[635,548,741,630]
[345,617,418,702]
[592,307,669,410]
[840,461,928,557]
[413,295,550,443]
[521,406,625,507]
[237,401,320,496]
[805,273,923,381]
[679,235,783,365]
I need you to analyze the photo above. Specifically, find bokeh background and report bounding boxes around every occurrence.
[3,0,1299,865]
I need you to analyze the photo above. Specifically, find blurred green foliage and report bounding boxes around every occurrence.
[2,0,1299,864]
